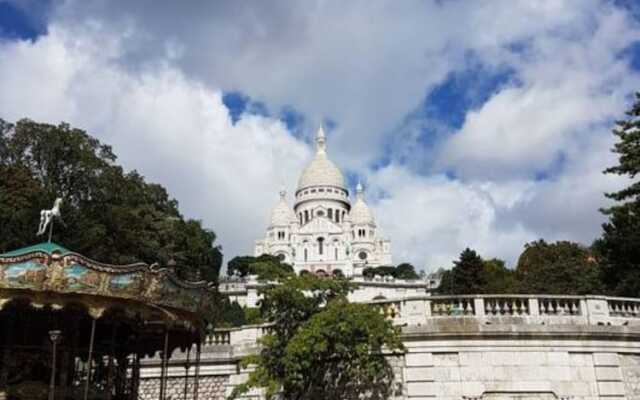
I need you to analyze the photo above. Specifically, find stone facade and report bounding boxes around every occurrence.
[140,295,640,400]
[221,275,438,308]
[254,127,392,277]
[138,376,228,400]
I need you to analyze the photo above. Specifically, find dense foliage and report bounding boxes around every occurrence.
[230,270,404,400]
[438,248,487,294]
[595,92,640,296]
[0,118,222,280]
[515,240,601,295]
[363,262,420,280]
[227,254,294,280]
[438,242,601,295]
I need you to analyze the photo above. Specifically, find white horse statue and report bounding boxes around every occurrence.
[37,197,64,239]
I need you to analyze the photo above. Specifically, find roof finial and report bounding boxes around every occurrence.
[316,125,326,154]
[356,181,364,199]
[279,187,287,201]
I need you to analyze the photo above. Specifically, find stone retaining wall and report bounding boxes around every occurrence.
[138,375,229,400]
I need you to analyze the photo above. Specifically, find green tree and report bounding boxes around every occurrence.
[218,300,248,328]
[394,262,420,280]
[362,263,419,280]
[0,118,223,280]
[227,255,258,277]
[438,248,487,295]
[226,254,293,280]
[231,271,403,400]
[596,93,640,296]
[515,240,601,295]
[483,258,516,294]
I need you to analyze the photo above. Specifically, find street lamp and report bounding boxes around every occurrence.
[48,330,62,400]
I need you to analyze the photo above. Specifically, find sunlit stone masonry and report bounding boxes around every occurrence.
[141,295,640,400]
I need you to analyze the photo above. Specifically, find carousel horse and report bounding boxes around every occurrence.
[36,198,63,237]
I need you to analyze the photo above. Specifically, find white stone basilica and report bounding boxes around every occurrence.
[254,127,392,277]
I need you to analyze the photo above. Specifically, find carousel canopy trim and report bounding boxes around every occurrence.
[0,242,71,257]
[0,242,214,328]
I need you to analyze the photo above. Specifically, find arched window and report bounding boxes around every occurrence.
[335,210,340,223]
[328,208,333,220]
[318,237,325,255]
[304,248,308,262]
[304,210,309,223]
[334,247,338,260]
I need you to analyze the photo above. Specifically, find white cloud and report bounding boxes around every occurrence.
[0,1,638,271]
[440,4,640,179]
[367,165,535,270]
[0,25,310,260]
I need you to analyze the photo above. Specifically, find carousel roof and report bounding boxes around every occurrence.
[0,242,71,257]
[0,241,215,334]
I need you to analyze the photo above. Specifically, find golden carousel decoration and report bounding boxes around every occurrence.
[0,199,215,400]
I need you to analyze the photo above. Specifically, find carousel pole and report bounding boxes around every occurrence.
[48,218,54,243]
[107,323,118,400]
[159,327,170,400]
[193,342,201,400]
[48,330,62,400]
[131,353,140,400]
[183,346,191,400]
[0,313,15,391]
[83,318,96,400]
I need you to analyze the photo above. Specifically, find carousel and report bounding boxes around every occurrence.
[0,201,215,400]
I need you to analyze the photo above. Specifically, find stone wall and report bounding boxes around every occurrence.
[138,375,229,400]
[141,295,640,400]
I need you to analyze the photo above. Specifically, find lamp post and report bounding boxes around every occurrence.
[48,330,62,400]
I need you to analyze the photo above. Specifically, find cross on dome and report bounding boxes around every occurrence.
[356,181,364,199]
[316,125,326,154]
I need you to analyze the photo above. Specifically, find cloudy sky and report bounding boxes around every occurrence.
[1,0,639,271]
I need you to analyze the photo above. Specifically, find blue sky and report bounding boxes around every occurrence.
[1,0,639,270]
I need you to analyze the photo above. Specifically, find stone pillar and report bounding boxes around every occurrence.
[404,299,428,326]
[474,297,485,317]
[585,296,609,325]
[529,298,540,317]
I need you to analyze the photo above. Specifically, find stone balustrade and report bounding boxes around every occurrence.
[368,294,640,326]
[206,295,640,349]
[205,324,274,348]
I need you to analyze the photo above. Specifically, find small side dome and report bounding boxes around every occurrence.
[270,190,297,226]
[350,183,375,226]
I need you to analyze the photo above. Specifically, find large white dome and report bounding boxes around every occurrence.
[296,126,346,191]
[297,153,346,190]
